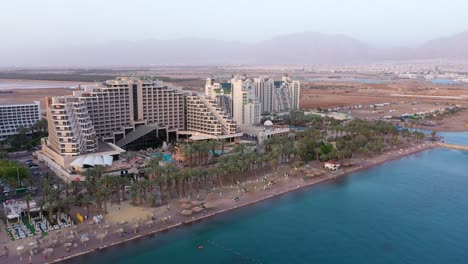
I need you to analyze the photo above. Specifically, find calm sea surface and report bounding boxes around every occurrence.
[309,78,388,84]
[431,79,458,85]
[74,133,468,264]
[0,81,76,89]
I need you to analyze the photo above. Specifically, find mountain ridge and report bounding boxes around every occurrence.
[2,31,468,66]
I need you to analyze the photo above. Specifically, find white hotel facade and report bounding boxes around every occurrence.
[205,75,301,125]
[0,101,41,140]
[38,76,299,182]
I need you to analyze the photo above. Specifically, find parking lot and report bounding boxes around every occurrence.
[1,152,62,202]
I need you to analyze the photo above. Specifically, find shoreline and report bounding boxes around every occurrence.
[36,143,437,264]
[428,126,468,133]
[0,142,440,263]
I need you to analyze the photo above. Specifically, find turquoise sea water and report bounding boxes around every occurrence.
[309,78,388,84]
[411,130,468,145]
[431,79,457,85]
[76,135,468,264]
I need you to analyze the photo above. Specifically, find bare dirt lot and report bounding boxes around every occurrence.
[302,80,468,107]
[0,87,73,108]
[300,80,468,109]
[300,80,468,132]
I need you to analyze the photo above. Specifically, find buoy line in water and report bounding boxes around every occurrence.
[206,239,263,264]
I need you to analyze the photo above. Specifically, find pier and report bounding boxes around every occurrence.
[436,142,468,151]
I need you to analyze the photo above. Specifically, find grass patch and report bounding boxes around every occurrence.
[21,217,37,236]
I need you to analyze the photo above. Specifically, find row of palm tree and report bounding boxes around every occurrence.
[30,118,429,220]
[178,139,227,167]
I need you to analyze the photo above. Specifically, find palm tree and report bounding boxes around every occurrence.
[146,156,162,179]
[233,143,246,155]
[120,177,130,202]
[37,199,45,220]
[46,193,56,222]
[140,178,150,204]
[130,184,138,205]
[82,194,91,217]
[181,143,195,167]
[430,130,437,141]
[25,194,32,222]
[99,180,109,214]
[209,140,218,156]
[40,177,52,202]
[220,138,226,154]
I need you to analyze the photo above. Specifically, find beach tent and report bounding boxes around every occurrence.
[83,156,95,166]
[71,155,114,168]
[103,155,113,166]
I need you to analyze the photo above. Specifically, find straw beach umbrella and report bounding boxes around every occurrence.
[181,210,192,216]
[178,198,190,204]
[180,203,192,209]
[190,200,202,206]
[116,228,124,237]
[16,245,24,260]
[80,236,90,247]
[96,233,106,243]
[103,224,111,234]
[146,220,154,228]
[63,242,72,252]
[192,206,203,213]
[159,216,171,223]
[202,202,214,209]
[43,248,54,257]
[50,239,58,246]
[132,224,139,234]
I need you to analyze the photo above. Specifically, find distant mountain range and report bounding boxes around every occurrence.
[3,31,468,67]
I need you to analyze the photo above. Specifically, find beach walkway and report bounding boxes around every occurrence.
[436,142,468,151]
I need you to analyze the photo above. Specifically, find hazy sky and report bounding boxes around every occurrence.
[1,0,468,49]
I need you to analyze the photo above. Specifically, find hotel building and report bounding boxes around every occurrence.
[185,95,241,141]
[40,78,185,180]
[0,101,41,140]
[254,76,301,114]
[231,77,262,126]
[205,76,301,119]
[46,97,97,156]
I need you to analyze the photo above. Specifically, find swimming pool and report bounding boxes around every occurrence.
[209,150,223,155]
[152,153,173,162]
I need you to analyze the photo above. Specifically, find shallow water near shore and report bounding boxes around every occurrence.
[73,138,468,264]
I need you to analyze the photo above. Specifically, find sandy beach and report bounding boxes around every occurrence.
[0,142,437,264]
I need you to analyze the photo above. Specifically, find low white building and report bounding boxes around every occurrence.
[37,140,125,183]
[240,121,291,145]
[324,161,341,171]
[3,199,39,223]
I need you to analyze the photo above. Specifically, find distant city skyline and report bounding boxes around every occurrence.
[2,0,468,50]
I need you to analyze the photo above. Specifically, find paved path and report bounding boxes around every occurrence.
[436,142,468,151]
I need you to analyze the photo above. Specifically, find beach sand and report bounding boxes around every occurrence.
[2,142,437,264]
